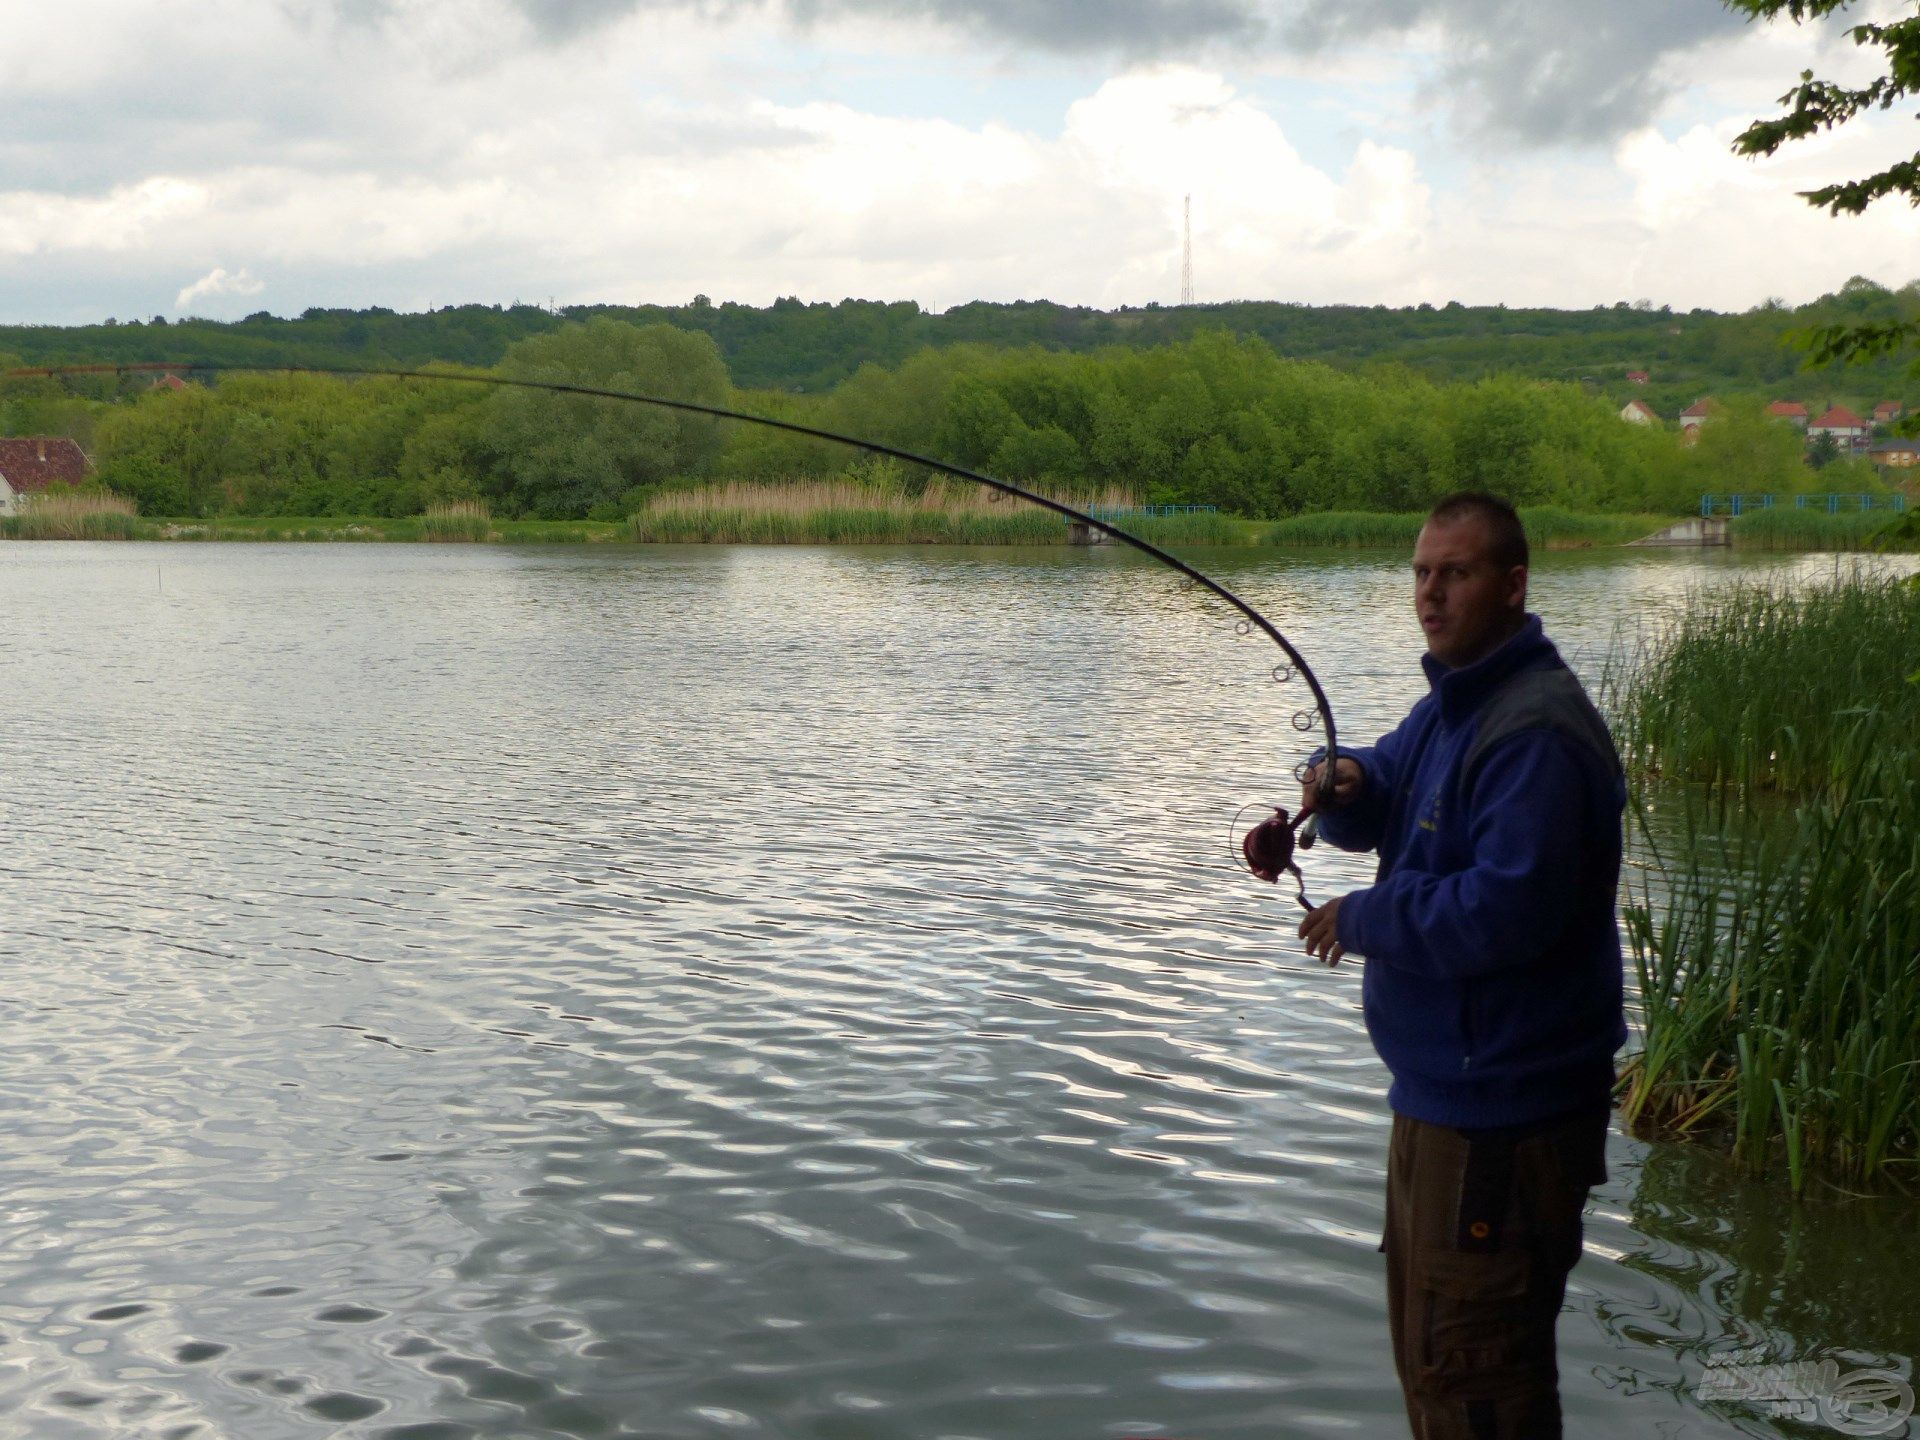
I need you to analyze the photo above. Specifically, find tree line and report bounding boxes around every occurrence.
[0,318,1891,521]
[3,277,1918,405]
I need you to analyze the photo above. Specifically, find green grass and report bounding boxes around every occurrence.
[1729,507,1917,552]
[1609,571,1920,1193]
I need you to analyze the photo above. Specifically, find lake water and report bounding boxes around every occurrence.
[0,541,1913,1440]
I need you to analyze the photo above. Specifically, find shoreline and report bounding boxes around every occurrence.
[1,507,1909,552]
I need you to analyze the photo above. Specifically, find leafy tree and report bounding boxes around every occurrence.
[1727,0,1920,407]
[484,319,731,518]
[93,385,235,516]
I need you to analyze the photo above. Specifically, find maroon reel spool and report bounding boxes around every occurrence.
[1240,805,1316,909]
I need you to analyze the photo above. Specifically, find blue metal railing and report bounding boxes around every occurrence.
[1699,494,1776,517]
[1793,492,1908,514]
[1701,493,1906,517]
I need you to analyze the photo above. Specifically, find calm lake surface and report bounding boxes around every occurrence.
[0,541,1913,1440]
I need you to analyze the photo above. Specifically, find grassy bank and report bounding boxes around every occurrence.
[1260,505,1672,550]
[5,493,1905,553]
[1729,508,1916,551]
[1610,572,1920,1194]
[139,515,627,542]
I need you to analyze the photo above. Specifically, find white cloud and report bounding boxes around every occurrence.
[0,1,1909,322]
[174,266,267,314]
[0,178,208,257]
[1612,116,1920,310]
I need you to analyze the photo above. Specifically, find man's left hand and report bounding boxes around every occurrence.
[1297,895,1347,967]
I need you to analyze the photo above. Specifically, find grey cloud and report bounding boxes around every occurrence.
[479,0,1754,145]
[1286,0,1750,146]
[782,0,1267,55]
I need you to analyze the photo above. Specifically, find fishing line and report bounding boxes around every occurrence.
[11,358,1343,904]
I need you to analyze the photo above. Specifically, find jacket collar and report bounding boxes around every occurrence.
[1421,612,1558,722]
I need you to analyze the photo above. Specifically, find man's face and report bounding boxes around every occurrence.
[1411,516,1528,668]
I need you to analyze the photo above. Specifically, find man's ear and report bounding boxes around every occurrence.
[1506,565,1529,610]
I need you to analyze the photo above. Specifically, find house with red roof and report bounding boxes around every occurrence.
[1808,405,1870,453]
[1619,399,1659,425]
[1873,401,1904,426]
[150,373,188,392]
[1625,370,1649,385]
[0,437,93,515]
[1766,400,1808,428]
[1678,398,1719,435]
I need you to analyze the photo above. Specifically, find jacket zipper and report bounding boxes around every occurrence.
[1460,978,1474,1071]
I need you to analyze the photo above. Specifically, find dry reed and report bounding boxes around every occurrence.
[2,491,139,540]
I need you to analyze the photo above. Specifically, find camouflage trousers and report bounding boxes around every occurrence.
[1381,1104,1609,1439]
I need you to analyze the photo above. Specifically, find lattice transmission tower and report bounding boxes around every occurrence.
[1180,194,1195,306]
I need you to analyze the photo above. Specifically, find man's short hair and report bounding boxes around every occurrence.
[1426,491,1528,571]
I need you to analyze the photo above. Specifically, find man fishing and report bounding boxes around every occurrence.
[1293,491,1626,1439]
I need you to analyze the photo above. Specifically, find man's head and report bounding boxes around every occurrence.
[1413,492,1529,668]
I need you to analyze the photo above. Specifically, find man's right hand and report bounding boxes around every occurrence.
[1300,757,1364,817]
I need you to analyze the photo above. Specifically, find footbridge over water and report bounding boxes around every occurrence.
[1631,492,1907,547]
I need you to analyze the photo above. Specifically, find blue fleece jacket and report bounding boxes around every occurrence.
[1315,615,1627,1128]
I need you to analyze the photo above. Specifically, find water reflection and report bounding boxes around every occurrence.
[0,541,1911,1438]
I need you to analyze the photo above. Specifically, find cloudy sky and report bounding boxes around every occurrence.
[2,0,1916,324]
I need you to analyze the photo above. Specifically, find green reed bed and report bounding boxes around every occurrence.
[1260,506,1671,550]
[1116,510,1257,547]
[630,479,1077,545]
[1610,572,1920,1193]
[1620,744,1920,1194]
[1519,506,1672,548]
[630,504,1063,545]
[1607,571,1920,792]
[419,500,493,542]
[1,491,139,540]
[1260,510,1424,549]
[1729,507,1915,552]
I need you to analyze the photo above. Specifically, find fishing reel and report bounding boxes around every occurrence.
[1237,800,1320,911]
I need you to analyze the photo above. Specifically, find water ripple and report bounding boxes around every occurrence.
[0,542,1912,1438]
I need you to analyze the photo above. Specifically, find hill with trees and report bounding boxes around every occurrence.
[4,276,1918,412]
[6,316,1892,524]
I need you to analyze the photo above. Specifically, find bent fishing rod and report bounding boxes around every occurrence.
[11,359,1340,905]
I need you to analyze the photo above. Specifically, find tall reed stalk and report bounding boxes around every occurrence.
[1619,738,1920,1193]
[1605,571,1920,793]
[0,491,139,540]
[1730,508,1917,552]
[629,478,1132,545]
[420,500,492,542]
[1611,571,1920,1193]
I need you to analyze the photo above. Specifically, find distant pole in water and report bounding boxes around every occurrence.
[1181,194,1195,307]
